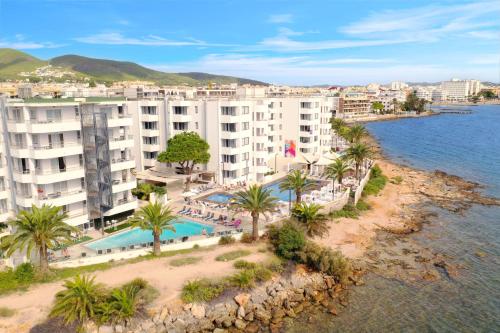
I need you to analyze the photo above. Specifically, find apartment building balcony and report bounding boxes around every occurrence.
[15,192,34,207]
[222,162,242,171]
[66,209,89,227]
[299,118,316,126]
[143,158,156,168]
[104,197,138,217]
[254,135,268,144]
[10,144,30,158]
[34,166,85,184]
[12,169,32,183]
[110,158,135,172]
[31,142,83,159]
[171,114,192,122]
[109,135,134,150]
[37,189,86,207]
[255,165,269,174]
[28,117,81,134]
[112,178,137,193]
[107,115,133,128]
[220,145,239,155]
[220,130,245,140]
[0,190,9,200]
[254,149,268,158]
[142,143,160,152]
[0,211,11,224]
[141,114,159,122]
[299,140,316,149]
[142,129,160,137]
[6,121,28,133]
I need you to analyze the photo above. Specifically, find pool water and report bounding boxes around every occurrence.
[204,180,300,203]
[205,192,234,203]
[86,218,213,251]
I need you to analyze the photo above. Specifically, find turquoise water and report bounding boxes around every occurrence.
[205,192,234,203]
[287,105,500,332]
[86,219,213,251]
[204,180,297,203]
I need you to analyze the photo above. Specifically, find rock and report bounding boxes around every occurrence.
[237,305,246,319]
[235,319,247,330]
[184,303,193,311]
[114,325,123,333]
[475,250,487,258]
[255,307,272,322]
[172,318,187,332]
[191,303,206,319]
[98,326,113,333]
[271,309,286,323]
[141,321,155,331]
[222,318,233,328]
[289,291,305,302]
[251,288,268,305]
[422,271,439,281]
[329,306,338,315]
[293,303,304,314]
[213,329,226,333]
[244,311,254,322]
[235,293,251,307]
[245,322,260,333]
[285,308,296,318]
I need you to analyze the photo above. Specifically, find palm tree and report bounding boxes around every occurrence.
[279,170,315,205]
[0,204,77,274]
[346,124,367,143]
[108,286,139,325]
[330,118,347,149]
[345,143,372,180]
[292,203,329,238]
[326,158,351,193]
[233,185,278,241]
[50,275,105,331]
[129,202,177,256]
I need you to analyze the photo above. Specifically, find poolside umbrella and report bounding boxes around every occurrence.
[182,191,196,197]
[314,154,334,166]
[294,153,316,165]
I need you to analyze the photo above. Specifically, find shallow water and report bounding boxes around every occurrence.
[286,105,500,332]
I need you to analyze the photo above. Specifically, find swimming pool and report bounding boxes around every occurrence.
[86,218,213,251]
[204,192,234,203]
[202,179,309,203]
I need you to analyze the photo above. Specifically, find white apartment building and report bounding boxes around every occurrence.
[129,89,335,185]
[391,81,408,90]
[441,79,482,101]
[415,87,433,101]
[0,97,137,230]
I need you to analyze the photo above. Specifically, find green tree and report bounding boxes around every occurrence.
[128,202,176,256]
[157,132,210,191]
[326,158,351,189]
[391,98,399,114]
[50,275,105,331]
[107,286,139,325]
[346,124,368,143]
[345,143,372,180]
[233,185,278,241]
[88,80,96,88]
[292,203,329,238]
[330,118,349,148]
[371,101,384,114]
[0,205,77,274]
[279,170,315,204]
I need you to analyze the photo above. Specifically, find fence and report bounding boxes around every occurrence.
[353,166,372,205]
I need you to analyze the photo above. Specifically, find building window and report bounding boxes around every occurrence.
[242,122,250,130]
[141,106,157,115]
[300,102,312,109]
[195,122,199,130]
[221,106,236,116]
[222,139,236,148]
[144,152,158,159]
[142,122,158,130]
[242,106,249,114]
[222,123,236,132]
[222,154,237,163]
[173,106,187,115]
[173,122,188,131]
[242,137,249,146]
[242,152,249,161]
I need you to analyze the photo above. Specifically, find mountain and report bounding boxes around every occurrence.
[0,48,267,85]
[0,48,47,79]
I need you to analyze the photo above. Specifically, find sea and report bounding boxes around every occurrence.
[285,105,500,332]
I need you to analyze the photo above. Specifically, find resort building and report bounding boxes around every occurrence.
[0,97,138,230]
[336,92,371,119]
[441,79,482,102]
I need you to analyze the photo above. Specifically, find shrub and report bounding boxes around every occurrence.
[264,256,286,273]
[218,235,236,245]
[0,306,16,317]
[240,232,253,244]
[390,176,403,185]
[14,263,35,283]
[228,270,255,289]
[170,256,202,267]
[215,250,251,262]
[181,279,225,303]
[329,204,359,219]
[297,242,351,284]
[363,164,388,196]
[233,260,257,270]
[269,221,306,260]
[355,200,371,211]
[252,266,273,282]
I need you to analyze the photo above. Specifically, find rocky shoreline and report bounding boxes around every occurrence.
[90,266,361,333]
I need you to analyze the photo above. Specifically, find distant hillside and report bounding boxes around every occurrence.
[0,48,47,79]
[0,48,268,86]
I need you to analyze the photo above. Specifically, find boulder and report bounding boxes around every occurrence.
[235,319,247,330]
[244,311,254,322]
[237,306,246,319]
[254,307,272,322]
[191,303,206,319]
[234,293,251,307]
[98,326,113,333]
[250,288,268,305]
[245,322,260,333]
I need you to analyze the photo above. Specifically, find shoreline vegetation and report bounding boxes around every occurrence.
[2,115,500,332]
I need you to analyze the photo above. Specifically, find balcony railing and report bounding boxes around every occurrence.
[114,197,134,206]
[35,166,83,175]
[38,188,85,200]
[111,157,134,164]
[13,169,30,174]
[32,142,82,150]
[30,116,80,124]
[112,178,135,185]
[111,135,134,142]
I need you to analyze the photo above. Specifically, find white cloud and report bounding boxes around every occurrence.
[148,54,497,85]
[466,30,500,40]
[74,32,234,47]
[0,35,62,49]
[469,54,500,65]
[341,1,500,38]
[268,14,293,24]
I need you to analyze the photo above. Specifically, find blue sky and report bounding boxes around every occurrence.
[0,0,499,85]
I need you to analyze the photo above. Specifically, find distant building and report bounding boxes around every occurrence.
[337,92,371,119]
[391,81,408,90]
[441,79,481,101]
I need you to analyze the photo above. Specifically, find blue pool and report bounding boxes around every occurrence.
[205,192,234,203]
[204,179,303,203]
[86,219,213,251]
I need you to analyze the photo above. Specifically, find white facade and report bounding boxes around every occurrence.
[391,81,408,90]
[129,91,336,185]
[441,79,481,101]
[0,97,137,229]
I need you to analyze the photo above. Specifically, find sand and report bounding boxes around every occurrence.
[0,244,268,332]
